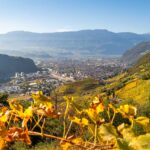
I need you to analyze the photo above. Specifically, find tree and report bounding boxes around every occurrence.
[0,92,9,106]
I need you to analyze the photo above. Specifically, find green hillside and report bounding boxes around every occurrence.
[53,53,150,115]
[122,41,150,65]
[117,52,150,104]
[129,52,150,76]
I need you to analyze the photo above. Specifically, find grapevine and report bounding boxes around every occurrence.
[0,91,150,150]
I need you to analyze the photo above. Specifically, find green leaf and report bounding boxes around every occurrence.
[98,123,118,142]
[121,128,135,142]
[117,138,134,150]
[118,123,135,142]
[118,104,137,118]
[135,116,150,132]
[129,133,150,150]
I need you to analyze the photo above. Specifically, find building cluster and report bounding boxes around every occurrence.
[0,68,75,94]
[0,58,123,95]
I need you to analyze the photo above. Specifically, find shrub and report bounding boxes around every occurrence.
[0,92,9,106]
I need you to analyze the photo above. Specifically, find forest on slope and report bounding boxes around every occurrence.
[122,41,150,65]
[0,54,38,82]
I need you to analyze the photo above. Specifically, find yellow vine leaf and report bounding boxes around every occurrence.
[9,100,24,117]
[93,96,101,104]
[63,96,74,103]
[118,105,137,117]
[5,127,31,145]
[61,142,72,150]
[93,96,103,103]
[0,115,7,123]
[61,137,84,150]
[0,122,8,150]
[82,97,105,123]
[0,137,5,150]
[72,137,84,145]
[0,108,10,123]
[71,116,88,127]
[85,108,99,123]
[32,91,59,118]
[22,107,33,128]
[96,103,104,114]
[23,107,33,118]
[82,118,89,126]
[32,91,52,108]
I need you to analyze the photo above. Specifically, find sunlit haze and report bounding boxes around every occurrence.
[0,0,150,34]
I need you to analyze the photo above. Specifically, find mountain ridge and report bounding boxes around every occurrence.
[0,54,38,82]
[121,41,150,65]
[0,29,150,59]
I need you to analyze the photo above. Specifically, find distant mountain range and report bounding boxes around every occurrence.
[0,54,38,82]
[121,42,150,65]
[0,30,150,59]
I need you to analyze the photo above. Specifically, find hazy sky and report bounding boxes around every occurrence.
[0,0,149,34]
